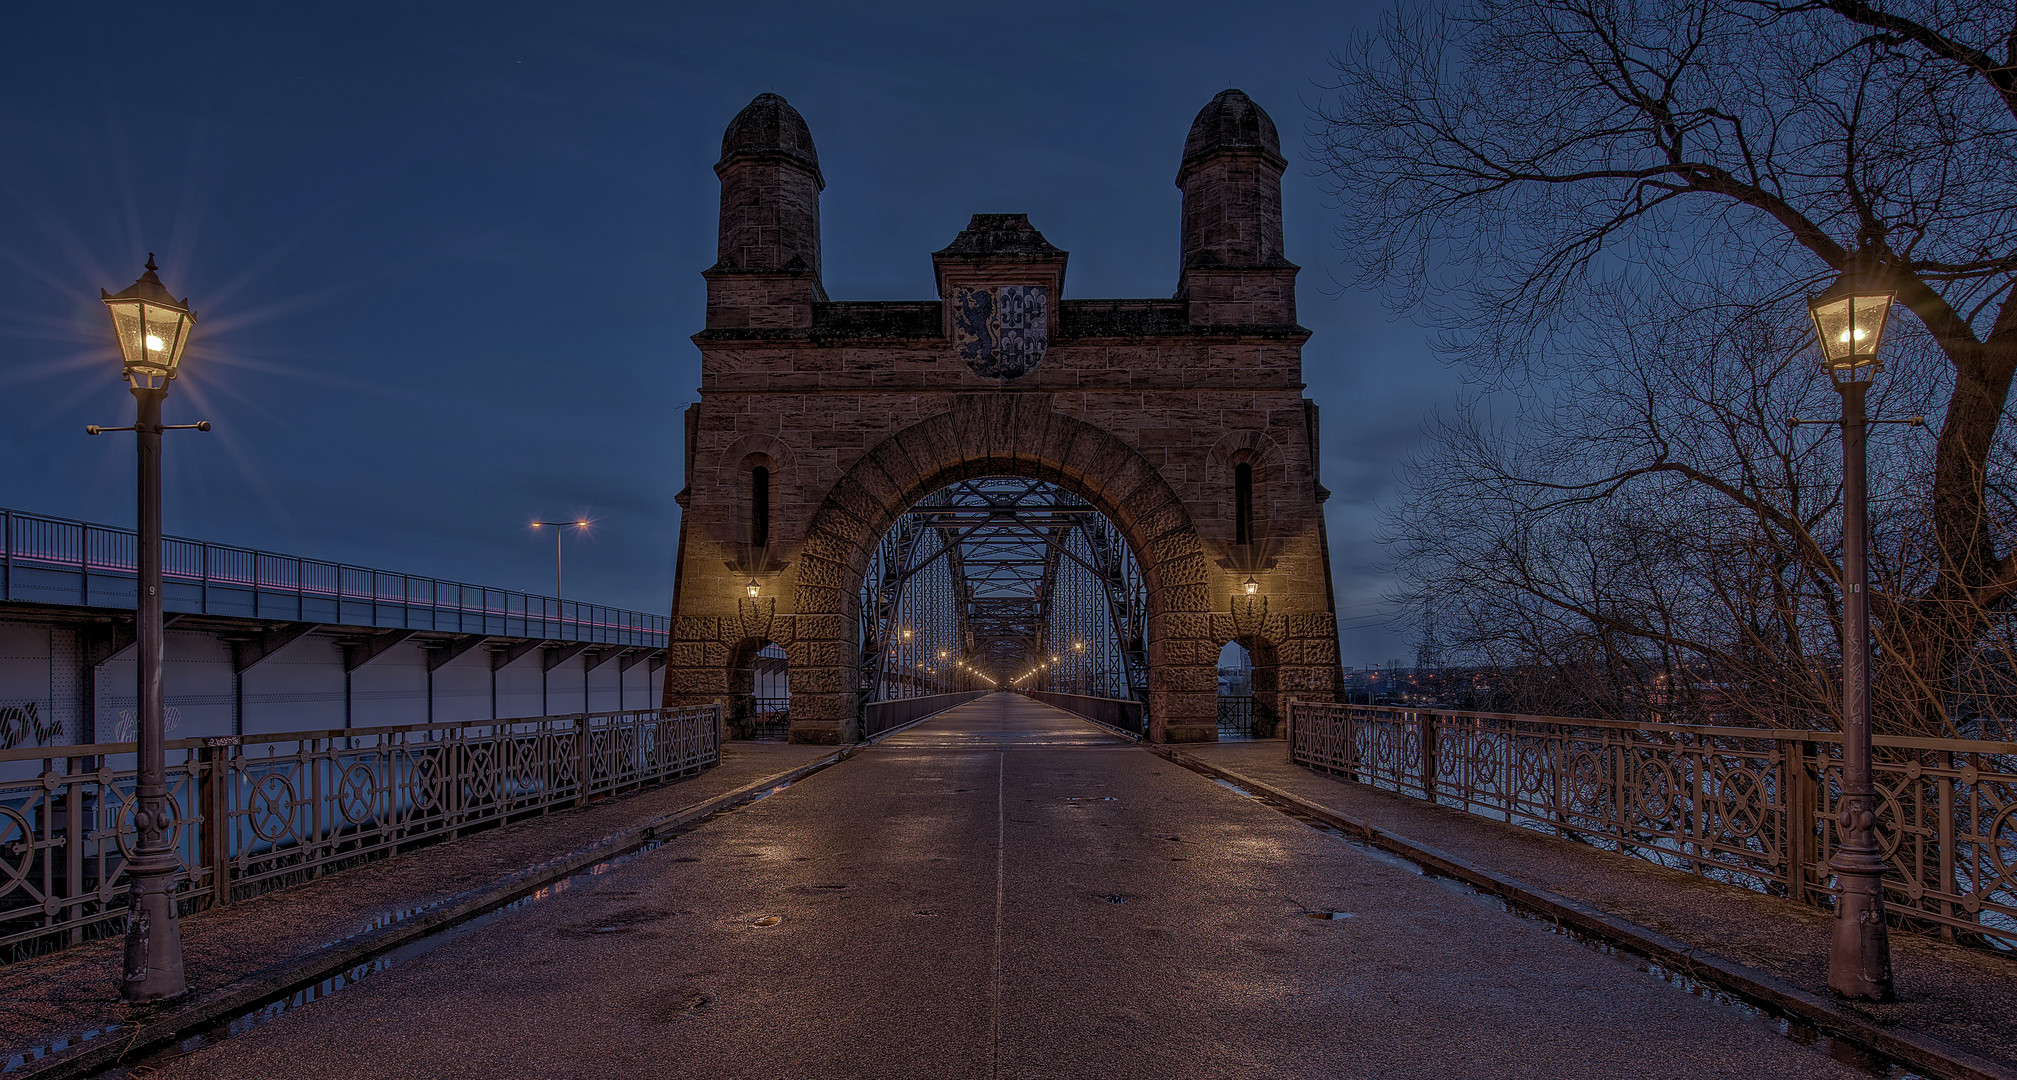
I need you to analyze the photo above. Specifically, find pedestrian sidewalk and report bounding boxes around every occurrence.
[0,740,837,1077]
[1180,740,2017,1080]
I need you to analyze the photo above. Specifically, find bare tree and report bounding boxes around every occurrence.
[1317,0,2017,733]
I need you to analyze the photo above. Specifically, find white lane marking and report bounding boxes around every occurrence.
[991,707,1006,1079]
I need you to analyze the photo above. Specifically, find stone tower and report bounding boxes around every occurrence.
[1175,88,1295,325]
[707,92,826,329]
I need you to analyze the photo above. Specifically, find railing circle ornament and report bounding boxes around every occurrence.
[246,773,298,843]
[1632,760,1665,822]
[113,789,185,862]
[1513,741,1549,795]
[1709,765,1767,840]
[1565,750,1606,817]
[1986,804,2017,884]
[408,752,442,809]
[0,805,37,892]
[336,763,379,825]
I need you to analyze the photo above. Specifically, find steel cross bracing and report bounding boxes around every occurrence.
[857,478,1146,702]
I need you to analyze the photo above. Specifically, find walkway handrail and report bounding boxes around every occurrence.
[1286,700,2017,949]
[0,705,721,961]
[1025,690,1145,737]
[0,506,669,645]
[862,691,989,740]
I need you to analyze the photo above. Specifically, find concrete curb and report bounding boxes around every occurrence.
[16,750,847,1080]
[1149,744,2017,1080]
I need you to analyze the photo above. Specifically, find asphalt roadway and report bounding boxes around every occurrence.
[127,694,1883,1079]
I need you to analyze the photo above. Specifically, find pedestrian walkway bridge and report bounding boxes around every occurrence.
[0,508,668,747]
[0,507,664,647]
[5,694,2014,1079]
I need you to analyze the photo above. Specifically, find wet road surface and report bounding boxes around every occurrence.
[129,694,1882,1079]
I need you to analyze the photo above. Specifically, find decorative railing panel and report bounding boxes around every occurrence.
[0,706,718,960]
[1287,701,2017,948]
[1217,696,1259,739]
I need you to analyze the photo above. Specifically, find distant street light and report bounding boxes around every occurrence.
[529,518,589,619]
[1807,266,1899,1002]
[91,255,207,1002]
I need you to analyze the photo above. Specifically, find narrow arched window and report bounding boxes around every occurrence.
[751,466,771,548]
[1234,462,1253,546]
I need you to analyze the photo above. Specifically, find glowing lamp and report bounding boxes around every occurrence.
[745,578,761,598]
[1242,576,1260,596]
[1808,271,1894,385]
[102,255,196,391]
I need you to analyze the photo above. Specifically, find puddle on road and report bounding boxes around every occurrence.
[3,1025,122,1074]
[62,770,820,1079]
[1203,774,1929,1080]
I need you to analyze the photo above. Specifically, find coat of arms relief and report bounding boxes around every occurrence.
[952,285,1048,379]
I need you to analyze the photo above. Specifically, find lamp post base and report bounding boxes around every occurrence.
[1827,862,1894,1002]
[121,855,186,1002]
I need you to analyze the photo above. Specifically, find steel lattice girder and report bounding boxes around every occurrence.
[857,477,1146,698]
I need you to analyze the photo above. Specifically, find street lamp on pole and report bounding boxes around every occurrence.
[91,255,205,1002]
[1807,265,1898,1002]
[530,519,589,625]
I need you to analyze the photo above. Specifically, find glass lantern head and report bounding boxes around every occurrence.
[102,255,196,391]
[1808,270,1894,385]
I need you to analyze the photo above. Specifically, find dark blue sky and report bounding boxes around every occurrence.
[0,2,1451,668]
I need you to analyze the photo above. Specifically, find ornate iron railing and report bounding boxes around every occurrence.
[1286,701,2017,947]
[0,705,719,959]
[1217,696,1259,739]
[741,697,791,741]
[0,507,668,646]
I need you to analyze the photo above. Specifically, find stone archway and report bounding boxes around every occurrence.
[662,89,1344,746]
[784,396,1216,743]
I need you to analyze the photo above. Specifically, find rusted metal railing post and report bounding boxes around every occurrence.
[64,757,85,947]
[1420,710,1439,804]
[1938,750,1958,942]
[1784,737,1816,906]
[194,745,220,907]
[574,714,590,807]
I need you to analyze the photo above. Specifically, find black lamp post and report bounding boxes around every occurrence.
[1807,266,1897,1002]
[92,255,205,1002]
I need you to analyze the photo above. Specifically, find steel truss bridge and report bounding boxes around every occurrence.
[857,478,1146,703]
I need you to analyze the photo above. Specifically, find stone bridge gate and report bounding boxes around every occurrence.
[663,89,1343,743]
